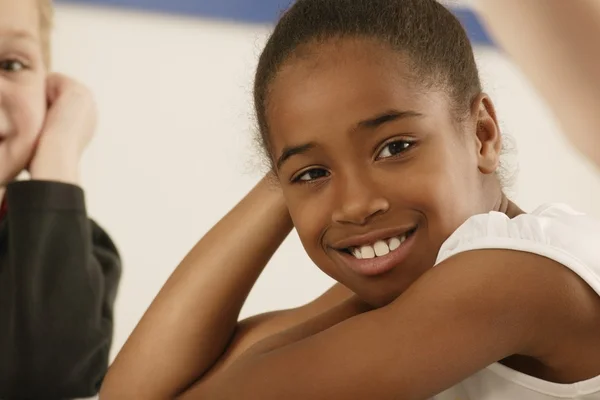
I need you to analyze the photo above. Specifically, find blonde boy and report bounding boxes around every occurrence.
[0,0,121,398]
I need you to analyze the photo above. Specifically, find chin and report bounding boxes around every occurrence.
[356,287,401,309]
[0,164,27,186]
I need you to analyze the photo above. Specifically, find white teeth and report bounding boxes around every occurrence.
[360,245,375,259]
[348,232,411,259]
[373,240,390,257]
[388,237,401,251]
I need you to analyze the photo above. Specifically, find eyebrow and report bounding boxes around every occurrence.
[275,109,423,170]
[0,29,38,43]
[276,142,317,170]
[356,109,423,129]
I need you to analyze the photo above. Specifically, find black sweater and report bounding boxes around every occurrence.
[0,181,121,399]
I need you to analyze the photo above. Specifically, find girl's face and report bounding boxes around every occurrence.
[267,38,503,307]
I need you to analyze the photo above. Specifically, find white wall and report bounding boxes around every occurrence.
[51,3,600,360]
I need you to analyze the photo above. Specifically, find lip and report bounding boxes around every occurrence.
[331,227,418,277]
[330,225,417,250]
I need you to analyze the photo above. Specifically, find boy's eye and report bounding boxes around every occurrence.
[376,140,413,160]
[0,59,26,72]
[293,168,330,183]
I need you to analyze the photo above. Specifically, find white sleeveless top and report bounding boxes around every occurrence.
[431,204,600,400]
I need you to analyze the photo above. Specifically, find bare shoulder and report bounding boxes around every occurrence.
[414,248,600,379]
[416,249,599,327]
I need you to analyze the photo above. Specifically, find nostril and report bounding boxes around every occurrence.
[332,193,390,226]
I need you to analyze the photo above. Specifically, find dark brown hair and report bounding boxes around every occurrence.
[253,0,482,164]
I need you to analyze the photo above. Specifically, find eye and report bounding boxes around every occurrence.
[292,168,330,183]
[0,59,26,72]
[376,140,413,160]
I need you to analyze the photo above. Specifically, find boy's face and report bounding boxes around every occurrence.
[0,0,46,185]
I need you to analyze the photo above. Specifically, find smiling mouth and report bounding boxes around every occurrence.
[339,227,417,259]
[333,226,419,277]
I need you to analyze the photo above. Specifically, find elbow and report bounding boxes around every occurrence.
[99,369,138,400]
[98,380,123,400]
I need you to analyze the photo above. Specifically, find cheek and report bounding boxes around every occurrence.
[284,188,335,262]
[287,193,327,246]
[401,150,482,239]
[2,83,46,170]
[26,85,47,134]
[9,82,47,140]
[375,143,461,207]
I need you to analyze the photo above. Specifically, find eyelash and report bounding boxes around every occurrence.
[291,166,330,185]
[374,138,415,161]
[291,139,415,184]
[0,59,28,73]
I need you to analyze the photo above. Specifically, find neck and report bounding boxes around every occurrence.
[493,192,524,218]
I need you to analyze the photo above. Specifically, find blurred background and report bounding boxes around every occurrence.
[51,0,600,362]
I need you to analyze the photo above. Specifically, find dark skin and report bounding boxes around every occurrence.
[100,38,600,399]
[270,39,509,308]
[183,38,600,397]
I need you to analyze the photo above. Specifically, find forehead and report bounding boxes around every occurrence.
[0,0,40,39]
[266,38,450,151]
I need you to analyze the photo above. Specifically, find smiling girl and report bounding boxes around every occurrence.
[101,1,600,399]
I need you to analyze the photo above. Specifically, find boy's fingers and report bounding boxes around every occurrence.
[45,73,72,104]
[45,76,62,104]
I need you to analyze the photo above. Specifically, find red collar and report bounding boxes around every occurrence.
[0,197,6,221]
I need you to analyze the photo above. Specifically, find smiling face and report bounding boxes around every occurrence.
[266,38,504,307]
[0,0,47,185]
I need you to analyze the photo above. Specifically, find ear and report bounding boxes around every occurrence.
[470,93,502,175]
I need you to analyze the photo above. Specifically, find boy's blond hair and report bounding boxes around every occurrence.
[37,0,53,66]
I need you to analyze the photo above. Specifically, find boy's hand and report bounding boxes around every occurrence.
[28,73,97,185]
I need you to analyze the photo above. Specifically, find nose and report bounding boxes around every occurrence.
[331,172,390,225]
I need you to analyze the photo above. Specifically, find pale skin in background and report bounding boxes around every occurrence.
[474,0,600,171]
[0,0,97,196]
[100,1,600,399]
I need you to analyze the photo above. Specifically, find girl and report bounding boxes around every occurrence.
[101,0,600,399]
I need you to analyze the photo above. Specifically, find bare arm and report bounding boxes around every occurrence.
[181,250,597,400]
[474,0,600,169]
[100,177,352,399]
[225,283,352,353]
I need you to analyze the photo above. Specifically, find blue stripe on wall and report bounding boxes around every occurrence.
[452,8,494,47]
[57,0,495,46]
